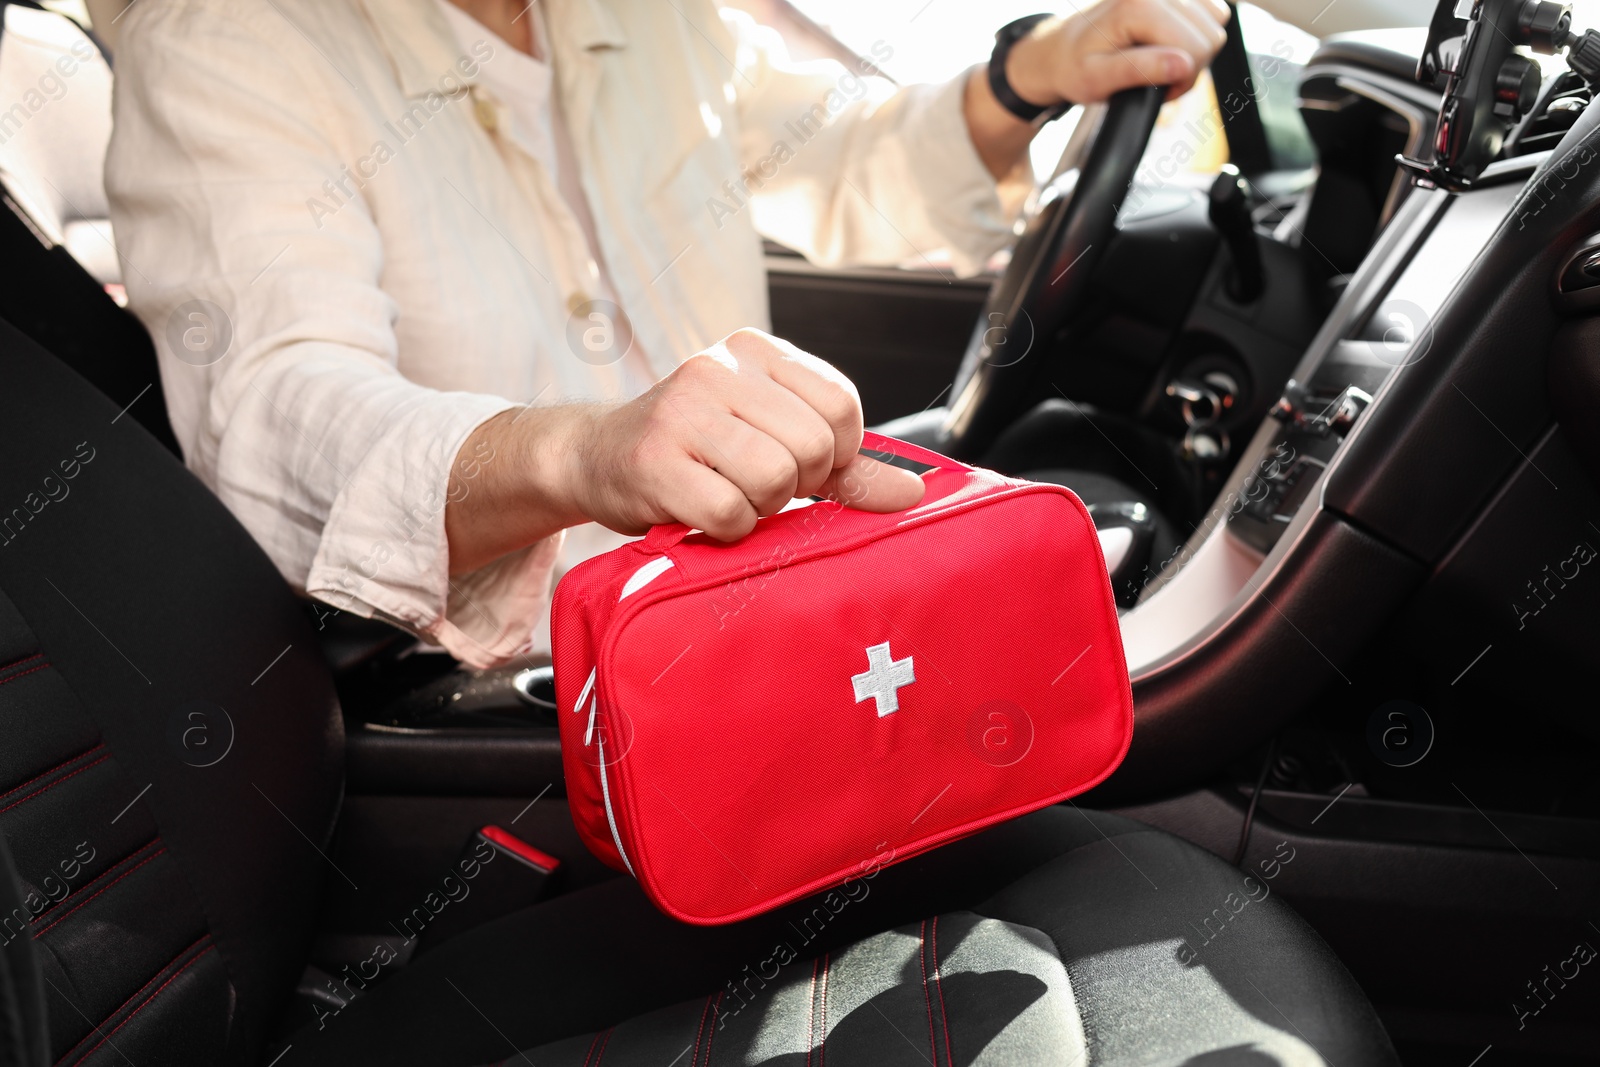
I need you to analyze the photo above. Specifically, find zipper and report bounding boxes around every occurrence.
[658,480,1071,585]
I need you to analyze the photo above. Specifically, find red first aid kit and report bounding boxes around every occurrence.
[551,432,1132,925]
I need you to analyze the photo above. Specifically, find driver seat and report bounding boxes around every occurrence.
[0,320,1398,1066]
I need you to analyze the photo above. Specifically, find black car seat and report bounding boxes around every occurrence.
[0,317,341,1065]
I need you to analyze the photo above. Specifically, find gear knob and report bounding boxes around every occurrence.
[1208,164,1265,303]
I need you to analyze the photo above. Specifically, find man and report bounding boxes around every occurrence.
[106,0,1226,667]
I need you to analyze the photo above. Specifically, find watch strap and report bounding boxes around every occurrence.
[989,14,1071,123]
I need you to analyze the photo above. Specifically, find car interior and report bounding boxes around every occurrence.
[3,0,1600,1063]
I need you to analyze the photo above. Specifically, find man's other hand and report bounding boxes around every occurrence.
[1010,0,1231,107]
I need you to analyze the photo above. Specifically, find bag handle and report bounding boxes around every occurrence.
[641,432,970,552]
[858,430,972,473]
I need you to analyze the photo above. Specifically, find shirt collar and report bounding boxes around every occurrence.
[356,0,627,99]
[548,0,627,54]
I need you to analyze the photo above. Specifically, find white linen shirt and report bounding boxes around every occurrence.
[105,0,1026,667]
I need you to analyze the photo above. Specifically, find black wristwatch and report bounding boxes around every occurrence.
[989,14,1071,123]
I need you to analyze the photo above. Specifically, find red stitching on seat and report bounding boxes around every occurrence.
[34,844,166,938]
[0,751,110,816]
[0,745,106,806]
[55,936,213,1066]
[66,944,215,1066]
[0,652,46,683]
[689,995,713,1067]
[0,663,49,687]
[32,839,163,930]
[581,1028,602,1067]
[931,916,953,1067]
[700,993,723,1067]
[591,1027,613,1067]
[919,919,937,1065]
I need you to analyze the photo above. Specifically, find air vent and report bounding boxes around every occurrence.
[1510,70,1591,154]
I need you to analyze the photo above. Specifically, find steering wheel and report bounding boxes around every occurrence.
[935,86,1167,462]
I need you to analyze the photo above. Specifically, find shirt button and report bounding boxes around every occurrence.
[473,93,498,132]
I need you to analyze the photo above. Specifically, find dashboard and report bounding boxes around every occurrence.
[1118,31,1559,677]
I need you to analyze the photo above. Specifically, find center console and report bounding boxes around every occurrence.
[1118,159,1534,679]
[1228,173,1527,555]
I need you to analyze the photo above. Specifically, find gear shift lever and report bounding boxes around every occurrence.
[1208,164,1264,303]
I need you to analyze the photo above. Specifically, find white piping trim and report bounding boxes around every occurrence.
[597,734,635,876]
[620,556,676,600]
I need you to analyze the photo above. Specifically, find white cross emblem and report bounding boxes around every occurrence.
[852,642,915,717]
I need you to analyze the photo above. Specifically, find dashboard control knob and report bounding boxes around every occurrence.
[1494,55,1542,118]
[1201,371,1240,416]
[1271,380,1307,423]
[1303,386,1374,438]
[1166,379,1216,423]
[1269,382,1370,438]
[1182,427,1228,462]
[1166,373,1237,428]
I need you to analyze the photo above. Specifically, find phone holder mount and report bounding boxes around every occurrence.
[1400,0,1600,191]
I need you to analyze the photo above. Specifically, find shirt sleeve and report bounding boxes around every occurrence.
[720,8,1033,278]
[104,2,557,668]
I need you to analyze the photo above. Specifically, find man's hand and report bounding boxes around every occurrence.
[1010,0,1232,107]
[446,329,927,575]
[964,0,1230,179]
[554,329,926,539]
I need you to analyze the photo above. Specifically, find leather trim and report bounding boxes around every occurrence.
[0,746,106,810]
[55,936,215,1067]
[32,840,164,938]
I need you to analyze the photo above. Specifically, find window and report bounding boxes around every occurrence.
[1237,3,1319,171]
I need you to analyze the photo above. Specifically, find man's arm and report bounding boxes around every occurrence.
[108,3,552,666]
[964,0,1232,181]
[714,0,1226,276]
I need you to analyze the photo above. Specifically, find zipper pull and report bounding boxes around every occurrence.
[573,666,599,745]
